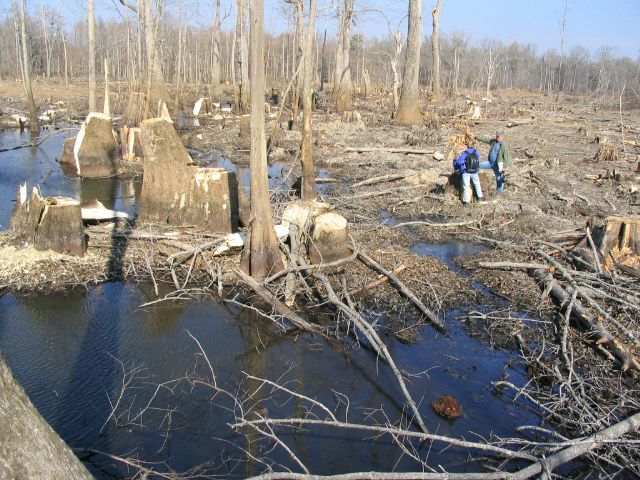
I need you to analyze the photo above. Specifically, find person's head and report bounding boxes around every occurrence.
[496,130,504,142]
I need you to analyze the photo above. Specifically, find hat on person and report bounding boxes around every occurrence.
[496,130,504,136]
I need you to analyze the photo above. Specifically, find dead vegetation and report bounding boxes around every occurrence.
[1,84,640,477]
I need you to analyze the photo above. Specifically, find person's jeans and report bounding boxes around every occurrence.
[461,172,482,203]
[479,160,504,193]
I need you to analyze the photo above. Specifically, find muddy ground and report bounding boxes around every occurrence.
[1,80,640,475]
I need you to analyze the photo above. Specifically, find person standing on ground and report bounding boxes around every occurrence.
[473,130,511,193]
[453,139,486,207]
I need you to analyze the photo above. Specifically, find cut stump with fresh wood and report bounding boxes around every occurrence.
[9,185,86,256]
[139,117,238,233]
[309,212,349,264]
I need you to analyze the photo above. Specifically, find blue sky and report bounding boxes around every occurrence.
[23,0,640,59]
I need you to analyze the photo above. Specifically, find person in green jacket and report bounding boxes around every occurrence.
[473,130,511,193]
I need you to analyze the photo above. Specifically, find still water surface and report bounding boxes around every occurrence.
[0,128,540,477]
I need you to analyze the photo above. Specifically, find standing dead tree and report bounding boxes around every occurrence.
[395,0,422,124]
[300,0,318,201]
[431,0,443,98]
[240,0,284,279]
[118,0,168,120]
[88,0,97,112]
[333,0,355,113]
[14,0,38,134]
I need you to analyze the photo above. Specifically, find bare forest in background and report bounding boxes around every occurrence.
[0,2,639,108]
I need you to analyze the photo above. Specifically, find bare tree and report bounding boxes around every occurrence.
[333,0,354,112]
[118,0,168,118]
[210,0,221,88]
[88,0,97,112]
[235,0,250,113]
[395,0,422,124]
[301,0,318,200]
[15,0,38,134]
[431,0,443,98]
[240,0,284,279]
[484,41,503,98]
[557,0,568,93]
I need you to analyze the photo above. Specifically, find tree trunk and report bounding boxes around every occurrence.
[0,355,94,480]
[210,0,221,87]
[103,58,111,115]
[88,0,97,112]
[431,0,443,98]
[395,0,422,125]
[291,0,304,120]
[333,0,354,112]
[241,0,284,279]
[17,0,38,134]
[301,0,317,201]
[236,0,250,114]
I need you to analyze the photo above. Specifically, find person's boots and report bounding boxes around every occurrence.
[478,197,487,203]
[463,202,471,208]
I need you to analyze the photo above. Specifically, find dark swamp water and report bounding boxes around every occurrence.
[0,128,543,478]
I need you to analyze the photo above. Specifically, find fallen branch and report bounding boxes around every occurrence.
[356,252,446,332]
[314,273,429,434]
[528,267,639,371]
[347,264,406,296]
[392,218,480,229]
[345,147,436,155]
[232,267,325,337]
[352,172,414,188]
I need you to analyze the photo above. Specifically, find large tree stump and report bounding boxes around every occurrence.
[9,185,86,256]
[309,212,349,264]
[73,113,119,177]
[447,170,494,200]
[599,216,640,258]
[139,118,238,232]
[0,355,94,480]
[34,198,86,256]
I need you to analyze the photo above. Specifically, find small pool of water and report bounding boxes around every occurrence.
[0,282,540,478]
[0,129,140,230]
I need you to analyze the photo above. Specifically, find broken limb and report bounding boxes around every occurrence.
[356,251,446,332]
[232,267,325,337]
[313,272,429,434]
[345,147,436,155]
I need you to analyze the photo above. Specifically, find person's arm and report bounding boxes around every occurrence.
[453,151,466,172]
[475,134,492,145]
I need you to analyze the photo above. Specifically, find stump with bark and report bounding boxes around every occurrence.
[139,118,238,232]
[74,112,119,177]
[9,185,86,256]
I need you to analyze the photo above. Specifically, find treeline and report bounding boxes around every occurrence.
[0,4,638,106]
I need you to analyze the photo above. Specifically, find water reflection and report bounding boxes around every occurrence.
[0,283,541,478]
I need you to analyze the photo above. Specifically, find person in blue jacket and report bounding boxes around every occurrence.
[453,139,486,208]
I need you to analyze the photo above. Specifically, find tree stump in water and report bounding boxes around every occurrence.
[58,137,76,165]
[139,118,238,233]
[10,185,86,256]
[74,112,119,177]
[309,212,349,264]
[9,184,45,243]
